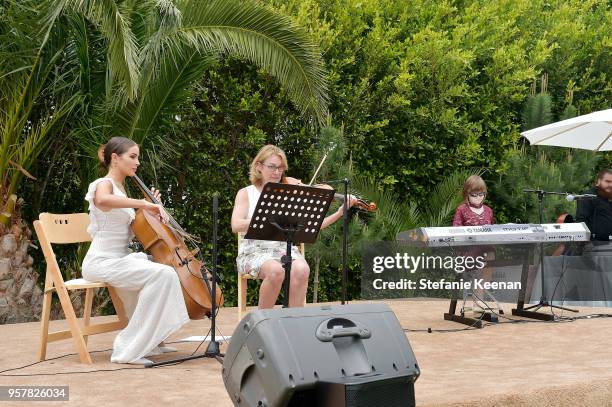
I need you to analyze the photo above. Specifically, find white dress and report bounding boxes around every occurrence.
[236,185,304,278]
[81,177,189,363]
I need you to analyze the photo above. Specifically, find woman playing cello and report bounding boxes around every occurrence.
[82,137,188,365]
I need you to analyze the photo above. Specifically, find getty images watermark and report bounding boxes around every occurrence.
[370,252,518,290]
[361,242,526,301]
[362,241,609,303]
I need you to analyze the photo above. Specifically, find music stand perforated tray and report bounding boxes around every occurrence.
[244,182,335,244]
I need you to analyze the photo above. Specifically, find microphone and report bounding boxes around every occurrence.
[566,193,597,201]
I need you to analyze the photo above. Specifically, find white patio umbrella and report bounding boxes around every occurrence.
[521,108,612,151]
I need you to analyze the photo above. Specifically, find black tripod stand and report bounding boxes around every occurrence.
[147,194,224,367]
[512,189,578,320]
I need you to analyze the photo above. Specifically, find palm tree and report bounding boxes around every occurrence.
[0,0,87,322]
[0,0,329,321]
[51,0,329,169]
[0,0,82,227]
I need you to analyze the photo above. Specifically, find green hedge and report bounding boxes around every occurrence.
[22,0,611,306]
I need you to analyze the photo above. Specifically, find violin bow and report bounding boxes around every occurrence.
[308,151,328,186]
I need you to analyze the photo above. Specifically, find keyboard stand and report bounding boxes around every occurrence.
[469,289,504,321]
[444,298,484,328]
[444,289,504,328]
[444,265,504,328]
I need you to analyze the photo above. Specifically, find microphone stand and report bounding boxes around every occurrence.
[512,189,578,320]
[318,178,351,305]
[205,193,221,356]
[342,178,349,305]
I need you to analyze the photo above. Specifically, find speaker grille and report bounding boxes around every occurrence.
[344,375,414,406]
[311,373,415,407]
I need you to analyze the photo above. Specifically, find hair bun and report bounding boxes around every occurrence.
[97,144,106,164]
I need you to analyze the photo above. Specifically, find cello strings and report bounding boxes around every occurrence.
[131,176,223,306]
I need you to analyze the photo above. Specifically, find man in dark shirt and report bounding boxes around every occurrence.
[576,169,612,241]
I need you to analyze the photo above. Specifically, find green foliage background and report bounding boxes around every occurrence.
[19,0,612,306]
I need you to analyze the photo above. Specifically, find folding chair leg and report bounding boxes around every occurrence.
[238,276,247,322]
[38,290,53,361]
[83,288,94,346]
[55,285,92,364]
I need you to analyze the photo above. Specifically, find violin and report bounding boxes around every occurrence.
[282,176,377,212]
[130,175,223,319]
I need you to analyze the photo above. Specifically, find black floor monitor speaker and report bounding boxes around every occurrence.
[222,303,420,407]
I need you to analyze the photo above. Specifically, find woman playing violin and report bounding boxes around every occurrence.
[231,144,356,309]
[81,136,189,365]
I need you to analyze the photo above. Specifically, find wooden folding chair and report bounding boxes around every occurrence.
[237,233,305,321]
[34,212,128,364]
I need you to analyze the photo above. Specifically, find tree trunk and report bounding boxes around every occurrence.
[0,220,43,324]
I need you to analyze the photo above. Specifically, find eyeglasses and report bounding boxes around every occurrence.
[469,192,486,198]
[261,163,286,173]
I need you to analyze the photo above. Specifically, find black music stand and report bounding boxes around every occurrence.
[245,182,335,307]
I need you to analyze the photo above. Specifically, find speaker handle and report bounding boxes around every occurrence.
[316,318,372,342]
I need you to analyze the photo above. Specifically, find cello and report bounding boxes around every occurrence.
[130,175,223,319]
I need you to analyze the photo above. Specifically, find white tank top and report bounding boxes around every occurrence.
[246,184,261,218]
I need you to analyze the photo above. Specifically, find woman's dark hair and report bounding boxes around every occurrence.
[97,137,137,168]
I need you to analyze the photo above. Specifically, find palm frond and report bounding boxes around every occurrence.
[351,168,476,239]
[63,14,94,98]
[115,49,217,142]
[0,42,66,181]
[49,0,141,100]
[170,0,328,125]
[351,174,420,239]
[8,93,82,194]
